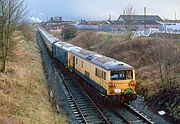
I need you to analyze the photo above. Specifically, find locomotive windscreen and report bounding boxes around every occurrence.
[110,70,133,80]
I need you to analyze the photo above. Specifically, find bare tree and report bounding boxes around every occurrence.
[123,5,136,40]
[0,0,25,72]
[147,40,180,92]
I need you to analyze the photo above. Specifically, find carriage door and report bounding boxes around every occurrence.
[73,56,75,68]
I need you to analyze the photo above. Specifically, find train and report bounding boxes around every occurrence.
[38,27,137,103]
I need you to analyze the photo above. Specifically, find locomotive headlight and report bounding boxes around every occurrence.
[114,89,121,93]
[128,80,136,86]
[115,83,119,86]
[131,80,136,86]
[109,82,115,87]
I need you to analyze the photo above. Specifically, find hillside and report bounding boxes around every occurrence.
[0,29,67,123]
[67,30,180,123]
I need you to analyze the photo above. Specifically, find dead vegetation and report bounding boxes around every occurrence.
[69,30,180,122]
[0,29,67,124]
[0,0,26,73]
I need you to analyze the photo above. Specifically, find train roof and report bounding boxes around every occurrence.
[54,41,68,47]
[71,49,134,70]
[92,57,134,70]
[38,28,58,44]
[54,42,82,52]
[47,36,57,44]
[71,48,100,59]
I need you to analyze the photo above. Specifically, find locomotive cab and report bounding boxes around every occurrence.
[108,69,137,102]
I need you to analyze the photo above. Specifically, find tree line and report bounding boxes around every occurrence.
[0,0,25,73]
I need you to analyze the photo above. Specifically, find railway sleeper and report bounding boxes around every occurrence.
[76,100,91,104]
[78,104,93,108]
[73,95,86,98]
[85,116,103,121]
[86,118,105,123]
[71,106,77,109]
[80,107,97,111]
[88,120,106,124]
[83,112,100,116]
[74,114,81,117]
[77,102,92,105]
[79,105,93,109]
[72,109,79,112]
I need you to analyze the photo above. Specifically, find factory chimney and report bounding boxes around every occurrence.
[108,14,111,21]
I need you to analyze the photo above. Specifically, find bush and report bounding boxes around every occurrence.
[61,27,77,40]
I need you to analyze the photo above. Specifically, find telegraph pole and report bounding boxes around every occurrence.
[144,6,146,34]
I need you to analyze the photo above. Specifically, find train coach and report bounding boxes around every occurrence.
[38,27,137,103]
[53,42,82,66]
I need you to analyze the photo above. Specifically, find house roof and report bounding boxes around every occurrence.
[103,20,161,25]
[102,20,124,25]
[118,15,162,21]
[135,20,162,25]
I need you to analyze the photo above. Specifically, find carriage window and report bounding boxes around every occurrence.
[102,71,106,80]
[76,58,78,64]
[95,68,102,78]
[81,61,83,67]
[111,70,133,80]
[95,68,97,76]
[64,52,67,57]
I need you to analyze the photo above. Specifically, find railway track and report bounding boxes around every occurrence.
[55,61,111,124]
[111,103,155,124]
[124,103,155,124]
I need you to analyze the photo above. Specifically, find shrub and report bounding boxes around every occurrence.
[61,27,77,40]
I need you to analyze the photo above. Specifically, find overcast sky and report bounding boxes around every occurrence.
[25,0,180,22]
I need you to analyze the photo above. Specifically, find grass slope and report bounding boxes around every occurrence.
[0,31,67,124]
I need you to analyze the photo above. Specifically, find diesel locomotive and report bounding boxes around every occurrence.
[38,28,137,103]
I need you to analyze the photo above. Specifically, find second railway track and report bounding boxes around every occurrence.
[110,103,155,124]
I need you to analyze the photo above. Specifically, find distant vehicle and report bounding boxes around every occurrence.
[38,27,137,103]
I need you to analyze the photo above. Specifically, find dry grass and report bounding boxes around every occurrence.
[0,31,67,124]
[69,30,124,51]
